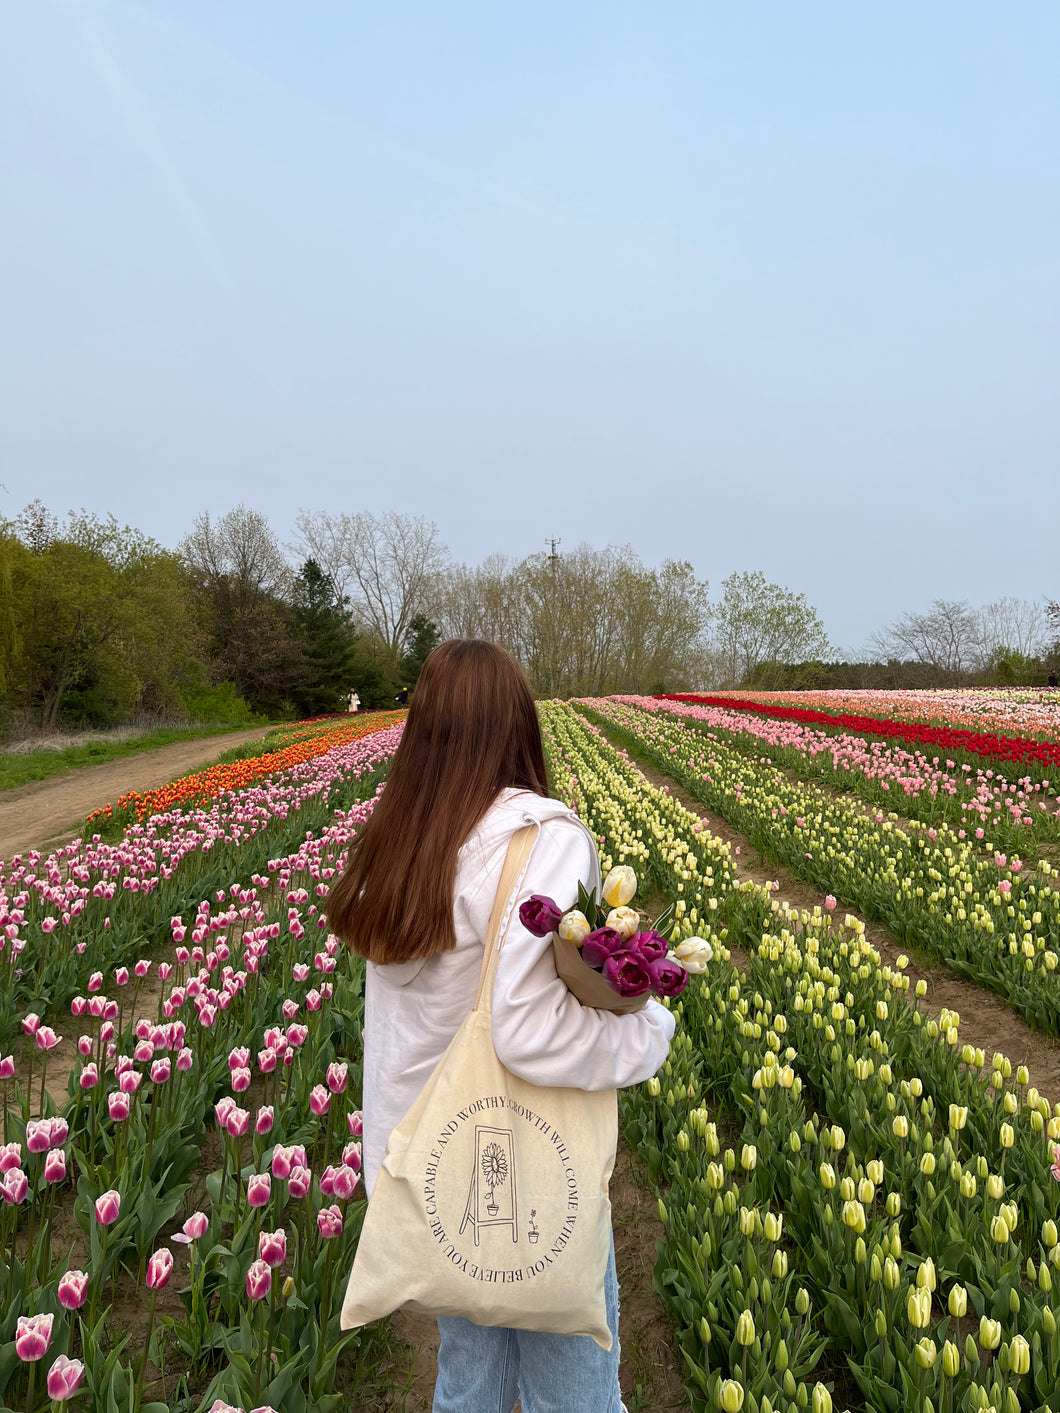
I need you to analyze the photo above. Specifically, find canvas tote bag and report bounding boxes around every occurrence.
[340,824,619,1349]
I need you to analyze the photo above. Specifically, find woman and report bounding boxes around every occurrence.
[327,639,675,1413]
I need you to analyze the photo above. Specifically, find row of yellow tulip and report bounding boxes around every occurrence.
[539,702,1060,1413]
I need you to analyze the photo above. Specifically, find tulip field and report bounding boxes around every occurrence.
[2,690,1060,1412]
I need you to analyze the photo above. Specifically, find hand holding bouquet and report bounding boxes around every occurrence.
[518,864,713,1012]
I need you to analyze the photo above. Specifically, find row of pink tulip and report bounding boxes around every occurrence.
[1,726,406,1410]
[617,694,1059,847]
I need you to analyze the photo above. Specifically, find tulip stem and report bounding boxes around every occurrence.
[252,1300,265,1405]
[266,1284,276,1383]
[25,1361,34,1413]
[135,1289,158,1413]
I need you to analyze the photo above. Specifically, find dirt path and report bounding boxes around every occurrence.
[609,731,1060,1110]
[0,727,274,861]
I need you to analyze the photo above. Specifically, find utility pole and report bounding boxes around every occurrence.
[545,537,561,569]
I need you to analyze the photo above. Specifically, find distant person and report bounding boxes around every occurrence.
[1050,670,1058,689]
[348,690,361,713]
[395,686,409,706]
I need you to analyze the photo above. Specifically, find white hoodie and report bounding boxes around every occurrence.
[361,787,676,1197]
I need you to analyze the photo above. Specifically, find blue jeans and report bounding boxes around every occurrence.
[433,1236,623,1413]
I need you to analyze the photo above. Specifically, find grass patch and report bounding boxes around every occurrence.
[0,722,274,793]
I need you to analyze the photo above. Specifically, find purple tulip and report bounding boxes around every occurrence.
[518,895,563,937]
[21,1013,40,1036]
[14,1312,53,1361]
[255,1105,274,1135]
[258,1227,286,1267]
[44,1148,66,1184]
[48,1116,69,1146]
[25,1120,50,1154]
[230,1066,251,1093]
[271,1144,295,1180]
[347,1110,363,1138]
[317,1204,343,1239]
[108,1091,131,1122]
[247,1173,271,1208]
[627,930,669,964]
[215,1095,237,1128]
[150,1058,171,1084]
[246,1258,271,1300]
[258,1047,277,1074]
[119,1068,141,1095]
[47,1353,85,1403]
[288,1165,312,1200]
[0,1055,13,1080]
[58,1269,89,1310]
[146,1247,174,1289]
[342,1141,362,1173]
[0,1141,22,1173]
[226,1106,250,1139]
[580,927,626,969]
[94,1189,121,1225]
[47,1354,85,1402]
[326,1061,348,1094]
[228,1046,250,1071]
[1,1168,28,1204]
[601,954,651,998]
[647,956,690,998]
[36,1026,62,1051]
[309,1085,330,1116]
[171,1210,209,1245]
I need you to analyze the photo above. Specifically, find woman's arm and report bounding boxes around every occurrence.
[466,817,676,1091]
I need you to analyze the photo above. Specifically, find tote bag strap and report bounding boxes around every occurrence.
[472,823,539,1014]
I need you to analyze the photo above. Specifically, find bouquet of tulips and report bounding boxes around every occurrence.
[518,864,712,1013]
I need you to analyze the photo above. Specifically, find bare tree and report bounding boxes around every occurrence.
[294,510,448,651]
[180,506,297,703]
[971,597,1051,667]
[870,599,979,682]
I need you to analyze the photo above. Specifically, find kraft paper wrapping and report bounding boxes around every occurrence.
[550,935,649,1014]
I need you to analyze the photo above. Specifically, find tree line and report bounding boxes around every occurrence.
[0,499,1055,736]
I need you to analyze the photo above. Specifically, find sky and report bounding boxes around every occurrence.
[1,0,1057,657]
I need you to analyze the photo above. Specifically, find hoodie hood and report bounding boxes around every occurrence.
[371,789,593,988]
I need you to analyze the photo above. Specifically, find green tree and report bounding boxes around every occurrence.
[712,570,830,689]
[292,559,359,715]
[400,613,441,687]
[9,509,202,728]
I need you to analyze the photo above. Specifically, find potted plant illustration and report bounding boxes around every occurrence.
[481,1142,508,1217]
[527,1209,539,1244]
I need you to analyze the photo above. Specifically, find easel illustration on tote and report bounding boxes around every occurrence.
[460,1125,518,1245]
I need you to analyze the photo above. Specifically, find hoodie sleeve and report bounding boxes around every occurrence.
[470,814,676,1091]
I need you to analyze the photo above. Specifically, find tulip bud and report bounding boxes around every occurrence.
[941,1340,960,1378]
[811,1386,831,1413]
[914,1339,937,1370]
[990,1215,1010,1244]
[719,1380,744,1413]
[948,1284,967,1318]
[736,1310,756,1346]
[978,1317,1001,1350]
[1009,1334,1030,1376]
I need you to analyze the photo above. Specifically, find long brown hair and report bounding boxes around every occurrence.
[326,639,548,963]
